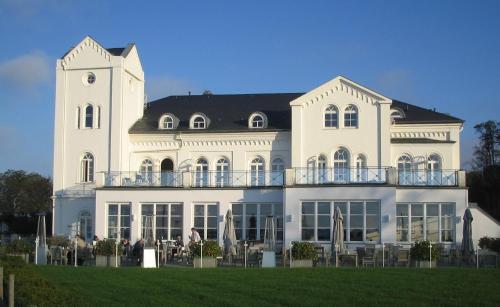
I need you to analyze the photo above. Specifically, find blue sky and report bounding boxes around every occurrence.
[1,0,499,176]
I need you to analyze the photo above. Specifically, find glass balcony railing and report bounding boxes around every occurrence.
[295,167,388,185]
[397,170,457,186]
[191,171,284,187]
[103,171,183,187]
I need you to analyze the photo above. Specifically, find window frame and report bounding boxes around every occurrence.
[231,203,283,242]
[107,203,131,240]
[324,105,339,128]
[141,203,183,241]
[80,152,94,183]
[84,104,93,129]
[250,157,265,186]
[248,112,268,129]
[344,105,358,128]
[193,203,219,240]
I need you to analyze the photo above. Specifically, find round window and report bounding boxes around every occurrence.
[87,73,96,84]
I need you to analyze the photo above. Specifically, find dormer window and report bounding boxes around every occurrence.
[190,113,209,129]
[158,114,178,130]
[248,112,268,129]
[390,109,405,123]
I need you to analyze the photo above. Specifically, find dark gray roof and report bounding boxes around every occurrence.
[129,94,464,134]
[129,93,304,133]
[391,100,463,124]
[391,138,456,144]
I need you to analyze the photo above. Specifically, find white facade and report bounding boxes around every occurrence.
[53,37,496,249]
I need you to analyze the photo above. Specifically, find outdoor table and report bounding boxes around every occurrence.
[336,251,358,268]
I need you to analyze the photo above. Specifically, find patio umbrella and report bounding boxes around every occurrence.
[332,206,344,254]
[461,208,474,265]
[223,209,237,260]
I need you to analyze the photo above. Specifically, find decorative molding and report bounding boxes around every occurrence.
[391,131,449,140]
[62,36,112,66]
[132,138,278,149]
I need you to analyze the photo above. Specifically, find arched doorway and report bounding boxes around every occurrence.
[161,158,174,186]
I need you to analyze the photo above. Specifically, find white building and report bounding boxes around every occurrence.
[52,36,499,249]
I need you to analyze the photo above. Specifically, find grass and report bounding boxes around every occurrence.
[30,266,500,306]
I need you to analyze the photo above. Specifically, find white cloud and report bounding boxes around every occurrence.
[375,69,415,100]
[146,75,197,101]
[0,50,51,89]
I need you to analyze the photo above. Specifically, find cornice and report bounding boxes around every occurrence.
[62,36,112,67]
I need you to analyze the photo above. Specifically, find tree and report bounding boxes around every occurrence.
[0,170,52,235]
[473,120,500,169]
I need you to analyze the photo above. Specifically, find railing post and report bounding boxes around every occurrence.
[0,266,3,302]
[182,171,191,188]
[285,169,295,186]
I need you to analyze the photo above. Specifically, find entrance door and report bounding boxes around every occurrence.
[161,158,174,186]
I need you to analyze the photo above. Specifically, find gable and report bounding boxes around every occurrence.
[61,36,115,69]
[290,76,392,108]
[123,44,144,81]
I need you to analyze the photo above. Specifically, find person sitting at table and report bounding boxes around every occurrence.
[172,235,184,261]
[132,239,144,266]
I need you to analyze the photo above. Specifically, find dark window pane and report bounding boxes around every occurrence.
[318,229,330,241]
[207,229,217,240]
[427,204,439,216]
[171,204,183,216]
[121,205,130,216]
[274,204,283,215]
[441,203,454,216]
[318,202,330,214]
[120,216,130,228]
[350,215,363,228]
[246,204,257,215]
[334,202,347,215]
[396,204,408,216]
[317,215,330,228]
[441,230,453,242]
[156,217,168,228]
[170,229,182,240]
[198,229,205,239]
[232,204,243,215]
[207,217,217,228]
[108,205,118,215]
[260,204,272,216]
[411,204,423,216]
[156,229,168,240]
[302,202,315,214]
[276,230,283,241]
[301,229,314,241]
[207,205,218,216]
[171,217,182,228]
[156,205,168,215]
[366,215,379,229]
[194,217,204,228]
[235,229,243,240]
[108,216,118,227]
[142,204,154,215]
[350,202,363,214]
[246,228,257,240]
[234,216,243,229]
[350,229,363,241]
[194,205,204,216]
[302,215,315,228]
[366,202,379,214]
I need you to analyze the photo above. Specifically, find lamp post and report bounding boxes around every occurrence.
[35,237,39,265]
[429,242,432,269]
[74,235,78,268]
[382,242,385,268]
[289,241,293,268]
[476,244,479,269]
[115,239,119,268]
[244,241,248,269]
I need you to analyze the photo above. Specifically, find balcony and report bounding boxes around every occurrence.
[102,171,183,187]
[397,170,458,186]
[294,167,388,185]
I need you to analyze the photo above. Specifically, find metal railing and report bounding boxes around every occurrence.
[397,170,457,186]
[295,167,388,185]
[191,171,284,187]
[103,171,183,187]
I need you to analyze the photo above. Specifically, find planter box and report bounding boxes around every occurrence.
[414,260,436,268]
[193,257,217,268]
[7,253,30,263]
[291,259,313,268]
[96,255,119,267]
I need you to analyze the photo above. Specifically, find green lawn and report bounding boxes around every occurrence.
[30,266,500,307]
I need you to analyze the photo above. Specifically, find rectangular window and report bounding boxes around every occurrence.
[107,203,130,240]
[231,203,283,242]
[300,200,380,242]
[140,203,183,241]
[194,203,218,240]
[397,203,455,243]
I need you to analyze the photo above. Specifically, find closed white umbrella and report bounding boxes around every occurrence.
[332,206,344,254]
[223,209,237,262]
[461,208,474,265]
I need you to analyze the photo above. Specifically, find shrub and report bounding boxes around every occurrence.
[479,236,500,253]
[410,241,439,261]
[47,235,71,248]
[291,241,317,260]
[191,240,221,257]
[95,239,122,256]
[6,239,32,254]
[0,255,27,268]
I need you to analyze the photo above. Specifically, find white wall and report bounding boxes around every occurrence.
[468,204,500,244]
[95,188,283,243]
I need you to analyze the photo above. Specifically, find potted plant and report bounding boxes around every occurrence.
[290,242,316,268]
[6,239,32,263]
[95,239,122,267]
[410,240,439,268]
[191,240,221,268]
[478,236,500,267]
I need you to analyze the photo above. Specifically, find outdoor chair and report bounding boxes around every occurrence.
[395,249,410,267]
[314,246,326,267]
[375,248,389,267]
[362,246,375,267]
[436,243,450,266]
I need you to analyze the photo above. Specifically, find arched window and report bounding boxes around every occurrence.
[250,157,265,186]
[216,158,229,187]
[427,154,442,185]
[85,105,93,128]
[390,109,405,123]
[140,159,153,184]
[78,211,92,242]
[344,105,358,128]
[81,153,94,183]
[355,154,367,182]
[191,115,206,129]
[195,158,209,187]
[333,148,350,182]
[324,105,338,128]
[249,112,268,129]
[162,115,174,129]
[318,155,327,183]
[271,158,284,185]
[397,155,413,185]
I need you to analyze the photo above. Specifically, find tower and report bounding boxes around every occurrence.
[52,36,144,239]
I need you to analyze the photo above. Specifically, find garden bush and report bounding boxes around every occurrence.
[95,239,122,256]
[410,240,439,261]
[47,235,71,248]
[291,241,317,260]
[191,240,221,257]
[479,236,500,253]
[6,239,32,254]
